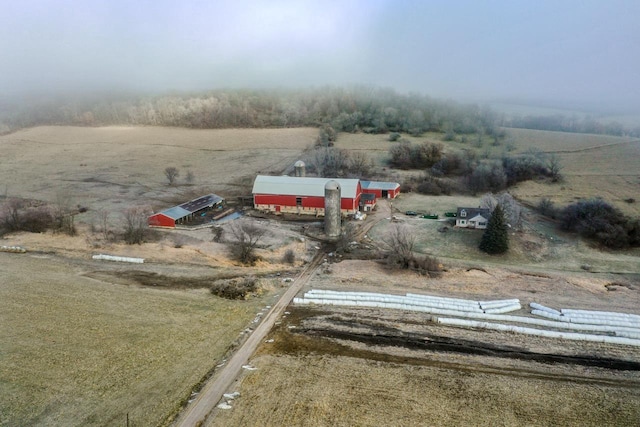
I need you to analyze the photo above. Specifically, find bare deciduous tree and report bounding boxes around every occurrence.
[227,220,268,264]
[310,147,349,177]
[52,190,76,235]
[348,152,374,178]
[164,167,180,186]
[1,198,23,231]
[547,154,563,182]
[97,209,110,240]
[123,206,148,244]
[384,224,416,267]
[185,170,195,184]
[481,192,522,230]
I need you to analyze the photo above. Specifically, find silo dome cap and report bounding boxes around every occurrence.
[294,160,305,167]
[325,180,341,190]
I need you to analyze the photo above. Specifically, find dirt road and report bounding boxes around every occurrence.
[173,251,324,427]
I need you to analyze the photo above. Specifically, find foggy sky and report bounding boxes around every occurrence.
[2,0,639,111]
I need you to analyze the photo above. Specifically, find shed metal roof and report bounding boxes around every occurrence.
[179,194,223,212]
[360,180,400,191]
[156,194,224,221]
[159,206,192,220]
[252,175,360,198]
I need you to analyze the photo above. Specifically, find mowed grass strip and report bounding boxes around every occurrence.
[0,254,269,426]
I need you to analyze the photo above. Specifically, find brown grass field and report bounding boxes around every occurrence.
[0,126,639,426]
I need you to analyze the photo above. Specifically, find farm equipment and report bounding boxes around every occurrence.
[421,214,438,219]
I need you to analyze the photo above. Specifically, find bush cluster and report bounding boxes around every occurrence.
[210,276,258,300]
[306,147,374,178]
[416,178,452,196]
[429,151,559,195]
[1,199,57,235]
[560,199,640,249]
[384,253,443,277]
[389,140,443,169]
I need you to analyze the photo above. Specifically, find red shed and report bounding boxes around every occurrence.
[148,194,224,228]
[252,175,362,216]
[360,180,401,199]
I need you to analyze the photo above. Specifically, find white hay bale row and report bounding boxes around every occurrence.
[92,254,144,264]
[0,245,27,253]
[437,317,640,347]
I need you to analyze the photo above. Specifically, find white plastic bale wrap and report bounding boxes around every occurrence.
[561,309,640,322]
[530,302,561,316]
[483,304,522,314]
[436,317,640,347]
[479,299,520,309]
[92,254,144,264]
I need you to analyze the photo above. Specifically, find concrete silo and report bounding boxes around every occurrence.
[294,160,306,177]
[324,180,341,238]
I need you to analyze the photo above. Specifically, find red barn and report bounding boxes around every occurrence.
[252,175,362,216]
[148,194,224,228]
[360,181,401,199]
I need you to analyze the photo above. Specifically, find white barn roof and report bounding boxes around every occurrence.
[360,180,400,190]
[252,175,360,198]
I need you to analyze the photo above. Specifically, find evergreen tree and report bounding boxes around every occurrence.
[479,204,509,254]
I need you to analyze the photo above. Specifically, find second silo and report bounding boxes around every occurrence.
[294,160,306,177]
[324,180,341,238]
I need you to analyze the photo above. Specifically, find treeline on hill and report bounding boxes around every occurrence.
[500,114,640,137]
[1,88,636,138]
[0,87,499,136]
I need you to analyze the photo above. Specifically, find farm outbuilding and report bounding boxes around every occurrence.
[360,181,401,199]
[252,175,362,216]
[455,207,491,229]
[148,194,224,228]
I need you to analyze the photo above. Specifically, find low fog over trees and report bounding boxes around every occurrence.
[0,87,499,136]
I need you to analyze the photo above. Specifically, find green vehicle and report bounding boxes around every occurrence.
[421,213,438,219]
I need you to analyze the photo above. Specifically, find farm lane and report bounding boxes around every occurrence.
[174,249,325,427]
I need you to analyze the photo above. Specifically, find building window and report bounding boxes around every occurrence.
[296,197,302,207]
[460,209,467,217]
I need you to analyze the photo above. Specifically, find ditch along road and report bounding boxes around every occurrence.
[174,250,326,427]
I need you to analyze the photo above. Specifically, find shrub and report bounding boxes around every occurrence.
[210,276,258,299]
[537,198,559,219]
[502,153,550,186]
[388,132,401,142]
[315,125,337,147]
[1,199,53,233]
[20,207,53,233]
[282,249,295,265]
[389,141,442,169]
[466,161,507,194]
[560,199,636,248]
[431,152,473,177]
[416,176,452,196]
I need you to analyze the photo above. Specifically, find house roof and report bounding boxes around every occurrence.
[252,175,360,198]
[155,194,224,220]
[468,213,488,223]
[360,180,400,191]
[457,207,491,220]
